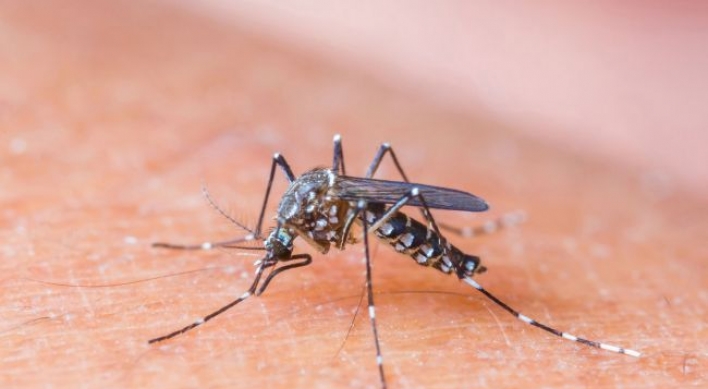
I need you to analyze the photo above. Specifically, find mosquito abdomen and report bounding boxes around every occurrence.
[366,204,483,277]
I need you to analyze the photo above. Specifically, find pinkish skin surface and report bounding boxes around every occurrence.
[0,1,705,388]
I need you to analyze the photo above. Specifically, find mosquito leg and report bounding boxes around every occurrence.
[253,153,296,238]
[152,236,257,251]
[391,192,639,357]
[256,253,312,295]
[364,142,516,239]
[354,200,388,389]
[364,143,455,234]
[153,154,295,250]
[364,142,408,181]
[364,190,640,357]
[148,261,269,343]
[365,187,445,244]
[332,134,346,175]
[461,276,641,357]
[365,187,475,277]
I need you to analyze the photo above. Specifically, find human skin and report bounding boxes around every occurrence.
[1,1,706,388]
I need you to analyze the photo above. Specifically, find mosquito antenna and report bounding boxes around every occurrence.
[201,184,256,235]
[461,276,641,357]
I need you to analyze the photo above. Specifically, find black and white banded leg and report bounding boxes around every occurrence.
[148,245,313,344]
[364,185,641,358]
[253,153,296,237]
[355,199,388,389]
[461,276,641,357]
[148,261,267,343]
[150,153,306,343]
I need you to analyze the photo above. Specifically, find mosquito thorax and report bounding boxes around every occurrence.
[275,168,351,252]
[277,168,334,221]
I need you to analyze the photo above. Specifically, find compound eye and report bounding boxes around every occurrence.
[275,229,294,246]
[265,229,294,259]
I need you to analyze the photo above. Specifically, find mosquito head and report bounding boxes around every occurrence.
[264,227,295,260]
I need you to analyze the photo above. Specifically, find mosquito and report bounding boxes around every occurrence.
[150,135,640,388]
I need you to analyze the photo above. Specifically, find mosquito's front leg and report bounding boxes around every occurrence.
[253,153,296,237]
[153,153,297,250]
[332,134,346,175]
[148,260,269,344]
[352,200,388,388]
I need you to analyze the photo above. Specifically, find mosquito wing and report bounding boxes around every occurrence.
[333,176,489,212]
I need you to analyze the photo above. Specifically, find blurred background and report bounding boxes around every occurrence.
[176,0,708,197]
[1,1,706,388]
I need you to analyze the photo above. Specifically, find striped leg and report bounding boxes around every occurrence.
[332,134,346,175]
[152,236,255,251]
[355,199,388,389]
[255,253,312,295]
[362,185,640,358]
[253,153,296,237]
[148,260,269,344]
[461,277,641,357]
[364,141,408,181]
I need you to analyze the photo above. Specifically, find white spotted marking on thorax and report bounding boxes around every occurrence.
[315,219,328,230]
